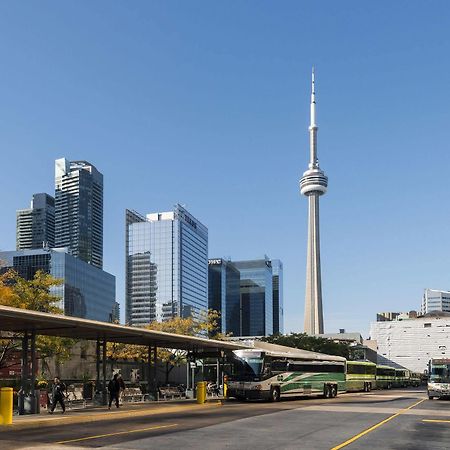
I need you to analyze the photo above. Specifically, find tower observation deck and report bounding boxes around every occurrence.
[300,69,328,335]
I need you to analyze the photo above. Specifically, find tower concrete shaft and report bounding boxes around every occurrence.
[299,69,328,335]
[304,194,324,334]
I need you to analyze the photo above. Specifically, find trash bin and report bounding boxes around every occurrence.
[83,382,94,400]
[39,390,49,410]
[0,387,13,425]
[196,381,207,404]
[18,390,39,415]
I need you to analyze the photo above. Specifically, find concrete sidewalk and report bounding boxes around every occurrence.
[3,398,224,431]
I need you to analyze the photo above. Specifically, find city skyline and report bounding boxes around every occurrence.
[1,2,450,335]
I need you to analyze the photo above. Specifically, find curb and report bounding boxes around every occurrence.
[2,400,224,431]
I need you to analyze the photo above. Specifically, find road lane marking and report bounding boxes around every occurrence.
[330,398,425,450]
[55,423,178,444]
[423,419,450,424]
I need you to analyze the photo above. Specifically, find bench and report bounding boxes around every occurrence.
[65,384,87,409]
[158,386,185,401]
[121,387,148,402]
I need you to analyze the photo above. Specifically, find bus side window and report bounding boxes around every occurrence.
[271,360,288,373]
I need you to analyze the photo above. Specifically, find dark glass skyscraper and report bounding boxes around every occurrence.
[233,258,274,337]
[271,259,284,335]
[126,204,208,326]
[16,193,55,250]
[208,259,240,336]
[54,158,103,268]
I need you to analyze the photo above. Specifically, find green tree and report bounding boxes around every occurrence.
[261,333,350,358]
[0,269,75,371]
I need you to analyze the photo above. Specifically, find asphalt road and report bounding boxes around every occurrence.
[2,388,450,450]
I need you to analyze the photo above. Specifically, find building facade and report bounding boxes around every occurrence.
[271,259,284,335]
[125,204,208,326]
[421,289,450,315]
[16,193,55,250]
[55,158,103,268]
[233,258,274,337]
[208,258,240,336]
[0,249,115,322]
[370,313,450,373]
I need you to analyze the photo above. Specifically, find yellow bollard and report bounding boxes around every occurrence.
[196,381,207,404]
[0,387,13,425]
[223,381,227,398]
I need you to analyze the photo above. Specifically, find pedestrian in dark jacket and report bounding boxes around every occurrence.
[49,377,66,414]
[108,374,120,409]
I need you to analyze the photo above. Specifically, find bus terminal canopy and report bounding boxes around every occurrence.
[0,305,247,353]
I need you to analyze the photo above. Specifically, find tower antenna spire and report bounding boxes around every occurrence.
[310,67,316,129]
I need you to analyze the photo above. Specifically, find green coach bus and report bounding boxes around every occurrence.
[345,361,376,392]
[226,342,346,402]
[394,369,410,388]
[375,365,396,389]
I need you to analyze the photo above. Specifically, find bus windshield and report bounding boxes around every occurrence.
[430,365,450,383]
[231,352,265,380]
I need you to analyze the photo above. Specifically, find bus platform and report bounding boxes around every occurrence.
[3,397,224,431]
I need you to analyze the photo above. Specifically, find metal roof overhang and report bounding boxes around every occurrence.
[0,305,247,353]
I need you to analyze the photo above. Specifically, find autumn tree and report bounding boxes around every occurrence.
[0,269,75,371]
[107,310,224,383]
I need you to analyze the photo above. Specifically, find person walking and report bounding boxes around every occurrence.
[49,377,66,414]
[108,374,120,409]
[117,373,126,405]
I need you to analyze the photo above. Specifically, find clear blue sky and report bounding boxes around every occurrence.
[1,1,450,336]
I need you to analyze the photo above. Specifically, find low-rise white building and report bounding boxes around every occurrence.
[421,289,450,315]
[370,312,450,373]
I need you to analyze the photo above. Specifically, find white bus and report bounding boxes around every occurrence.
[428,358,450,399]
[226,341,346,402]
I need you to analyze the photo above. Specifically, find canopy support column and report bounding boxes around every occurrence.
[152,345,157,399]
[19,332,29,415]
[102,339,107,406]
[30,330,37,412]
[95,339,100,392]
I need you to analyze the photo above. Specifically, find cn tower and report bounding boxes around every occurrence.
[300,69,328,335]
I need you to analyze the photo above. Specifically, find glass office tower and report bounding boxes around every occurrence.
[125,204,208,326]
[233,258,274,336]
[0,249,115,322]
[208,259,241,336]
[16,193,55,250]
[271,259,284,335]
[55,158,103,268]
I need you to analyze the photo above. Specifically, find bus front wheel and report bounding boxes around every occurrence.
[270,387,280,402]
[323,385,331,398]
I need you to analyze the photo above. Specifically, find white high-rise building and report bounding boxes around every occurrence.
[300,70,328,335]
[16,193,55,250]
[421,289,450,315]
